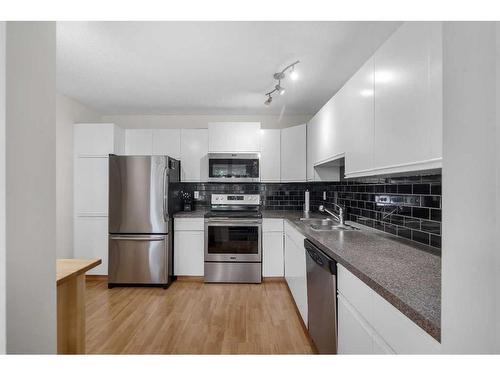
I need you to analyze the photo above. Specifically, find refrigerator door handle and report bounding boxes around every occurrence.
[109,235,165,241]
[163,166,168,222]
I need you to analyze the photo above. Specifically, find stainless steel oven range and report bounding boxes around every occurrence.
[204,194,262,283]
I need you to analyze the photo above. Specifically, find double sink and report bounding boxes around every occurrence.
[299,217,359,231]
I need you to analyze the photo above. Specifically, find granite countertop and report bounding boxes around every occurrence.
[175,208,441,341]
[173,209,207,218]
[263,210,441,342]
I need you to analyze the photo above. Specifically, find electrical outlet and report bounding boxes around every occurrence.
[323,191,327,200]
[194,191,199,199]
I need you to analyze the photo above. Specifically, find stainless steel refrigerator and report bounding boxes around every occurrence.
[108,155,181,288]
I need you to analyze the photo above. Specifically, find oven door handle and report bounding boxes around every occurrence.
[206,219,262,225]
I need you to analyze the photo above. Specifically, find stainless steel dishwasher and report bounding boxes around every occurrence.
[304,239,337,354]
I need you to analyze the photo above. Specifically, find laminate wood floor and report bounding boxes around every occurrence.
[85,279,315,354]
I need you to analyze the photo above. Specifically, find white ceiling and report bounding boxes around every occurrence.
[57,21,401,116]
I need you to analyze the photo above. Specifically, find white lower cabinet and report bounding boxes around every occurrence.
[262,219,284,277]
[337,294,373,354]
[284,222,308,327]
[174,218,205,276]
[174,231,204,276]
[337,264,440,354]
[74,216,108,275]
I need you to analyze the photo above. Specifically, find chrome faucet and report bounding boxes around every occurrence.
[319,204,345,226]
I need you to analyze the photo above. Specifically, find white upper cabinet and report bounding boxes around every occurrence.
[259,129,281,182]
[280,124,306,182]
[74,123,124,156]
[152,129,181,159]
[344,57,375,176]
[372,22,442,174]
[180,129,208,182]
[208,122,261,152]
[125,129,153,155]
[306,121,316,181]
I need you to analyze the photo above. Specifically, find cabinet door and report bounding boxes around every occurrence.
[306,120,317,181]
[74,157,108,215]
[280,124,306,182]
[284,233,308,326]
[174,231,204,276]
[180,129,208,182]
[263,232,284,277]
[208,122,260,152]
[152,129,181,158]
[74,123,116,156]
[125,129,153,155]
[373,22,442,172]
[260,129,281,182]
[315,97,340,164]
[74,216,108,275]
[344,57,375,176]
[337,294,373,354]
[372,333,395,354]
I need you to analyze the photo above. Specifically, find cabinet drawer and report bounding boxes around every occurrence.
[174,218,204,231]
[263,218,283,232]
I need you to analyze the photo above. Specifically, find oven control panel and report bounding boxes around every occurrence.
[211,194,261,205]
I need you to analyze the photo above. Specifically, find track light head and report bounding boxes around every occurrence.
[290,66,298,81]
[264,95,273,106]
[275,83,285,95]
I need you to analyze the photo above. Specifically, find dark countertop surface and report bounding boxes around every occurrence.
[262,209,441,342]
[173,209,207,218]
[174,208,441,341]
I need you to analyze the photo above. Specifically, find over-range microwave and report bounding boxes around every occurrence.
[207,153,260,182]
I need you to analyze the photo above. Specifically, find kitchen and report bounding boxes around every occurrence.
[0,8,499,369]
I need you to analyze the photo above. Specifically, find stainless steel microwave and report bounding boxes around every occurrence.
[207,153,260,182]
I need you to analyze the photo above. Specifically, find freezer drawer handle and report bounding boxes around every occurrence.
[109,236,165,241]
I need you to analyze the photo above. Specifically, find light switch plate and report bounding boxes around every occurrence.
[323,191,327,200]
[194,191,199,199]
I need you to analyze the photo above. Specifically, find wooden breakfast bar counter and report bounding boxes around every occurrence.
[56,259,101,354]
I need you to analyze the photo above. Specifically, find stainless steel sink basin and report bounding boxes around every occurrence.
[299,217,359,231]
[309,222,359,231]
[299,218,335,225]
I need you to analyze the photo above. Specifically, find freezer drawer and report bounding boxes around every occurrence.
[108,235,169,285]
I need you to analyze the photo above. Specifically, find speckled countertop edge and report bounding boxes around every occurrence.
[263,210,441,342]
[174,209,441,341]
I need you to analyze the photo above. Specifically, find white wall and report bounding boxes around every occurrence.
[442,22,498,354]
[496,22,500,354]
[0,21,6,355]
[6,22,57,354]
[101,114,311,129]
[56,93,101,258]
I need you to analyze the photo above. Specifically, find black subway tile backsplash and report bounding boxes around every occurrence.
[178,173,442,250]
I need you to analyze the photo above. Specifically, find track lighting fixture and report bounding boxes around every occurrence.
[264,60,300,106]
